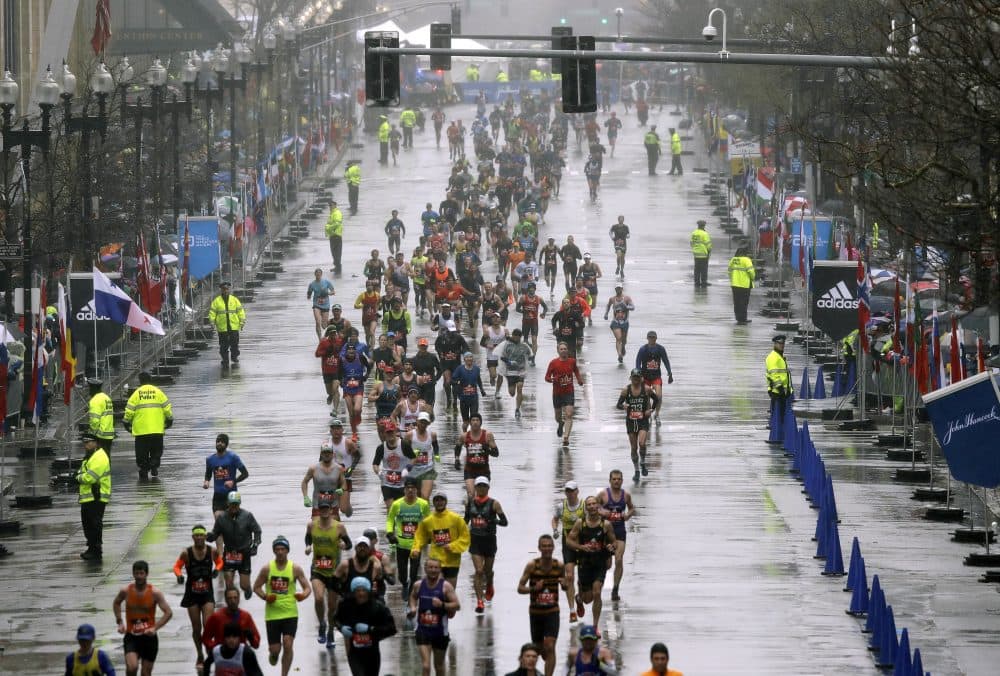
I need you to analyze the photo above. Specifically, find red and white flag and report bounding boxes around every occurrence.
[755,168,774,201]
[91,0,112,55]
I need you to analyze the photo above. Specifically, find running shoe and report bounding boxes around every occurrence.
[570,612,578,623]
[641,463,648,476]
[476,599,485,613]
[326,629,336,648]
[514,408,521,420]
[318,623,327,644]
[485,584,495,601]
[268,653,278,666]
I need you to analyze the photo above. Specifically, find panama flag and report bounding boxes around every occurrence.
[93,267,165,335]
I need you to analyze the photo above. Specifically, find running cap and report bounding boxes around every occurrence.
[363,528,378,540]
[579,625,599,640]
[646,331,657,339]
[408,386,421,395]
[773,334,786,343]
[440,302,451,308]
[227,491,241,504]
[583,252,592,258]
[615,284,623,290]
[355,537,371,549]
[332,303,342,310]
[564,481,579,491]
[320,441,335,453]
[191,525,208,535]
[463,351,474,359]
[76,624,96,641]
[630,368,643,378]
[432,490,448,501]
[417,411,432,422]
[350,577,372,592]
[404,476,420,488]
[329,417,344,427]
[474,476,490,487]
[272,535,290,551]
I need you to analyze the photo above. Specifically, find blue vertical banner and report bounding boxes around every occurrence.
[791,218,834,271]
[923,371,1000,488]
[177,217,221,281]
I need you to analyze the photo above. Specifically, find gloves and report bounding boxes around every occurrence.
[340,626,353,640]
[355,623,370,634]
[454,459,461,471]
[123,423,132,433]
[345,466,354,478]
[433,454,441,463]
[249,544,258,557]
[176,575,185,585]
[212,569,219,579]
[386,532,398,545]
[335,488,345,496]
[165,419,174,430]
[303,496,313,508]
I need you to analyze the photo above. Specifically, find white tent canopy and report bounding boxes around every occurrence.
[355,19,407,43]
[403,24,491,52]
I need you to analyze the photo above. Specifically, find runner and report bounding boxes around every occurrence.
[463,476,508,613]
[451,352,487,431]
[201,586,261,651]
[454,413,500,498]
[112,560,173,676]
[551,299,584,360]
[354,280,380,346]
[634,331,673,426]
[368,368,401,438]
[545,342,585,446]
[497,329,533,418]
[324,418,361,517]
[65,624,115,676]
[207,492,262,600]
[307,268,337,339]
[339,343,369,443]
[333,576,397,676]
[411,491,471,590]
[434,323,469,411]
[481,313,509,391]
[371,421,416,512]
[405,411,440,499]
[333,535,384,602]
[203,434,249,527]
[431,107,445,148]
[517,534,564,676]
[609,215,630,279]
[566,625,617,674]
[387,476,431,597]
[363,527,395,600]
[539,237,560,296]
[603,112,622,158]
[411,337,442,407]
[584,155,602,200]
[301,442,348,518]
[407,558,460,676]
[173,525,221,672]
[393,385,433,433]
[202,623,265,675]
[551,481,585,623]
[316,325,344,407]
[304,500,352,647]
[411,247,431,317]
[252,536,311,676]
[603,286,635,364]
[516,282,548,363]
[596,470,636,600]
[578,254,602,324]
[566,496,617,632]
[506,643,543,676]
[619,369,660,472]
[560,236,583,291]
[327,303,353,338]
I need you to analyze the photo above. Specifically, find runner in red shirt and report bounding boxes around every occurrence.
[544,342,584,446]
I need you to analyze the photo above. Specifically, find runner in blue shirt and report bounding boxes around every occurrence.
[203,433,249,517]
[451,352,487,432]
[307,268,337,338]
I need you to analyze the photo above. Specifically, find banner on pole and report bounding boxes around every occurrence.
[811,260,859,341]
[923,371,1000,488]
[177,217,221,281]
[790,218,834,265]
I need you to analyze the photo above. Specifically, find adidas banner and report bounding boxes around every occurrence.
[69,272,124,358]
[811,261,858,341]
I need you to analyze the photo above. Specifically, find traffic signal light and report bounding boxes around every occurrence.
[451,6,462,34]
[560,35,596,113]
[430,23,452,71]
[551,26,572,75]
[364,31,400,107]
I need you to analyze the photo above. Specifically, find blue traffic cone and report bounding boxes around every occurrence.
[845,537,862,591]
[790,424,803,475]
[876,605,898,668]
[815,489,829,559]
[766,404,783,444]
[893,628,912,676]
[799,366,812,399]
[782,408,798,455]
[910,648,923,676]
[813,365,827,399]
[831,363,843,397]
[825,474,840,523]
[864,576,883,634]
[846,555,869,616]
[814,474,831,543]
[846,359,857,391]
[822,517,846,576]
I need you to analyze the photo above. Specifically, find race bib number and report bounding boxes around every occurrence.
[646,360,657,370]
[558,374,572,386]
[269,576,289,594]
[213,468,230,480]
[352,632,373,648]
[314,556,334,570]
[131,619,151,634]
[419,611,441,627]
[192,579,211,593]
[346,378,360,388]
[416,451,429,465]
[224,551,244,564]
[471,516,488,530]
[560,327,572,335]
[468,452,486,465]
[385,470,402,484]
[319,491,336,503]
[402,522,418,537]
[432,529,452,546]
[629,410,644,420]
[608,511,624,521]
[536,591,556,606]
[463,385,476,396]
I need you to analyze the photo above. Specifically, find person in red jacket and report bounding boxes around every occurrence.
[544,342,584,446]
[202,586,261,651]
[315,325,344,408]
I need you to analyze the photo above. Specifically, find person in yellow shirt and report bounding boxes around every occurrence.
[326,201,344,273]
[410,491,470,590]
[123,371,174,481]
[689,220,712,288]
[87,378,115,453]
[727,246,755,324]
[208,281,247,367]
[640,641,683,676]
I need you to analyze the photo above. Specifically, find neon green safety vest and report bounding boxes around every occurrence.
[77,449,111,504]
[378,121,390,142]
[88,392,115,440]
[326,208,343,238]
[123,384,172,436]
[727,255,755,288]
[690,228,712,258]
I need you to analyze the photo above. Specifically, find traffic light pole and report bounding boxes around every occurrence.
[455,34,786,49]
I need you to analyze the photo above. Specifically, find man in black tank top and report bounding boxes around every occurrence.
[616,369,659,482]
[566,496,617,632]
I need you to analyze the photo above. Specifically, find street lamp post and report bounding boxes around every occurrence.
[123,59,168,247]
[159,59,196,229]
[217,44,249,211]
[246,34,276,172]
[60,62,113,257]
[0,67,60,405]
[194,50,224,215]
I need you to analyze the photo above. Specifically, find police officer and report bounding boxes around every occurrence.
[727,246,755,324]
[77,432,111,561]
[87,378,115,453]
[643,125,661,176]
[208,281,246,368]
[689,220,712,288]
[326,201,344,273]
[345,160,362,215]
[766,335,791,428]
[123,371,174,481]
[400,106,416,148]
[668,127,683,175]
[378,115,390,164]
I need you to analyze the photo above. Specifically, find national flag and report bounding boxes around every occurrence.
[978,337,987,374]
[93,267,165,335]
[180,219,191,299]
[136,230,163,315]
[57,283,76,405]
[27,281,47,423]
[892,276,902,354]
[797,211,806,279]
[857,256,870,352]
[930,305,943,390]
[0,343,8,431]
[904,277,915,359]
[950,315,964,383]
[90,0,112,55]
[756,167,774,202]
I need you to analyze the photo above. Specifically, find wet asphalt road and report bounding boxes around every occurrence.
[2,101,999,676]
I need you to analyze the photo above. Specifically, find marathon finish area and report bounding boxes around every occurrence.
[2,102,991,675]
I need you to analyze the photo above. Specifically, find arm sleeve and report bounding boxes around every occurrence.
[372,446,385,466]
[99,651,116,676]
[173,556,185,577]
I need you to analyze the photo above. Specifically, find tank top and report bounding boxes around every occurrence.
[312,463,344,506]
[623,385,650,422]
[211,643,246,675]
[125,584,156,635]
[375,383,400,417]
[575,648,605,675]
[347,557,375,591]
[528,558,564,615]
[409,429,435,476]
[466,497,498,537]
[401,400,421,430]
[462,429,491,472]
[311,518,341,577]
[559,499,585,534]
[604,488,628,539]
[577,519,610,567]
[325,436,353,470]
[264,559,298,621]
[385,311,408,335]
[416,577,449,638]
[185,546,215,596]
[486,325,506,358]
[329,317,349,335]
[519,294,541,321]
[579,264,598,287]
[70,650,104,676]
[379,443,408,487]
